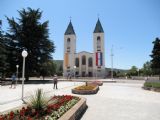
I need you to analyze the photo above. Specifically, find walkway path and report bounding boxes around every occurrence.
[81,82,160,120]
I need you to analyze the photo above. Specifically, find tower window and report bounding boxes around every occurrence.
[97,36,101,50]
[67,38,70,47]
[97,36,101,40]
[67,66,70,69]
[67,38,70,42]
[67,47,70,52]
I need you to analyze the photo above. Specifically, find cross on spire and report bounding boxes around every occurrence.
[97,13,100,19]
[69,16,72,22]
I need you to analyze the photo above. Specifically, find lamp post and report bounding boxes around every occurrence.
[111,45,114,80]
[74,66,76,85]
[16,65,19,86]
[21,50,28,102]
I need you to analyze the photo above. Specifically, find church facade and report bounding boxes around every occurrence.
[63,19,105,77]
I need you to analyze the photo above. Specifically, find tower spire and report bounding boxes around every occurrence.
[93,19,104,33]
[65,19,75,35]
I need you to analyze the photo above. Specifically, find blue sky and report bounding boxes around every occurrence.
[0,0,160,69]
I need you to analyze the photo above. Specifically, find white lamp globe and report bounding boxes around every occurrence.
[16,65,19,68]
[22,50,28,58]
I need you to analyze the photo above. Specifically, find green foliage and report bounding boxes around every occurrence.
[141,61,152,76]
[28,89,48,111]
[144,82,152,88]
[152,82,160,88]
[144,82,160,88]
[127,66,138,76]
[6,8,55,79]
[150,37,160,78]
[0,20,9,77]
[116,71,126,77]
[54,60,63,76]
[40,60,56,78]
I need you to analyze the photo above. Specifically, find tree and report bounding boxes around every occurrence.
[116,71,125,78]
[0,20,9,78]
[40,60,56,80]
[141,61,152,76]
[6,8,55,80]
[127,66,138,76]
[150,37,160,80]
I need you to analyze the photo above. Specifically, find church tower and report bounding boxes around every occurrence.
[63,21,76,76]
[93,19,105,77]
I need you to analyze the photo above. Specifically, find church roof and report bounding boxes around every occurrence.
[77,51,93,54]
[65,21,75,35]
[94,19,104,33]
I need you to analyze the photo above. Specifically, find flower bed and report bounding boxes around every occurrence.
[75,85,96,90]
[72,85,99,95]
[0,95,80,120]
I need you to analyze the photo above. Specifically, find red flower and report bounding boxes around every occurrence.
[0,115,4,120]
[9,111,14,119]
[27,117,33,120]
[20,109,25,116]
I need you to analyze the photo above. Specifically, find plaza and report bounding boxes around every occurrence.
[0,79,160,120]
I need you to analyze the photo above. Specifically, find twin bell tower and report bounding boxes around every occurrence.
[63,19,105,78]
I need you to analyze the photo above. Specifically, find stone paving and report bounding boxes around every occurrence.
[0,79,160,120]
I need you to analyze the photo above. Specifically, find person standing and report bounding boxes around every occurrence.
[10,73,16,88]
[53,74,58,89]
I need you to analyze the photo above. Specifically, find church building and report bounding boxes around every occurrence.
[63,19,105,77]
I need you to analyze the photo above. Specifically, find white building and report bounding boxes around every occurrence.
[63,19,105,77]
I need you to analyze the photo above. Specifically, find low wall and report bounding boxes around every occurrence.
[72,86,99,95]
[131,76,160,80]
[1,97,87,120]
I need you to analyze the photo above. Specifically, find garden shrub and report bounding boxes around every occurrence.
[144,82,160,88]
[28,88,48,111]
[152,82,160,88]
[144,82,152,88]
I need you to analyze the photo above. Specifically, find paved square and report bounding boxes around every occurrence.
[0,80,160,120]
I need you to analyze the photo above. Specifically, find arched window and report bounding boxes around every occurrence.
[75,58,79,67]
[67,38,70,47]
[88,57,93,67]
[82,55,86,65]
[67,38,71,52]
[97,36,101,50]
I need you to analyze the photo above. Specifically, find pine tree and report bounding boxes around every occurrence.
[0,20,8,78]
[6,8,55,80]
[141,61,152,76]
[150,37,160,80]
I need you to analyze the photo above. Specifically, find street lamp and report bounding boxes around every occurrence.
[111,45,114,80]
[21,50,28,102]
[16,65,19,86]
